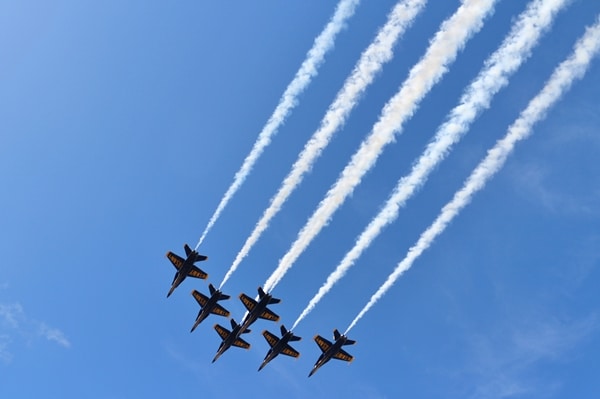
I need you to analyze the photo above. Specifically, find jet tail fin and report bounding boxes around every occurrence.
[209,283,229,300]
[229,318,250,334]
[280,325,301,341]
[258,286,281,304]
[258,286,267,298]
[184,244,192,256]
[333,329,355,345]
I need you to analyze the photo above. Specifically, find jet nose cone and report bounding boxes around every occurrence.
[212,350,223,363]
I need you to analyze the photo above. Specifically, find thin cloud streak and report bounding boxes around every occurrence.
[346,17,600,333]
[264,0,498,294]
[292,0,567,328]
[39,323,71,348]
[0,303,24,329]
[195,0,361,249]
[1,301,71,360]
[220,0,428,289]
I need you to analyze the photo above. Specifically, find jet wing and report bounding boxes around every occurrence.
[187,265,208,279]
[166,252,184,270]
[258,307,280,322]
[192,290,209,307]
[314,335,332,353]
[210,303,230,317]
[281,345,300,358]
[214,324,230,341]
[239,293,257,312]
[332,348,354,363]
[232,337,251,349]
[262,330,279,348]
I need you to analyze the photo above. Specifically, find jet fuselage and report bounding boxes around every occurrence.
[310,338,346,376]
[191,292,220,332]
[212,325,245,363]
[239,295,271,332]
[259,331,294,370]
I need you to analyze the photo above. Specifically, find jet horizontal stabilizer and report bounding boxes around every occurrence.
[208,284,230,301]
[280,325,301,342]
[269,297,281,305]
[219,292,230,301]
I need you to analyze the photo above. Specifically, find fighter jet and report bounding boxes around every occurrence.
[165,244,208,298]
[258,324,301,371]
[309,329,356,377]
[190,284,231,332]
[212,318,251,363]
[238,286,280,332]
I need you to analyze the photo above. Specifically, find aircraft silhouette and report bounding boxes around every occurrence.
[165,244,208,298]
[309,329,355,377]
[258,325,301,371]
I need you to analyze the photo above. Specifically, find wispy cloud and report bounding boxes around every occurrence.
[346,16,600,333]
[0,303,24,329]
[220,0,427,289]
[264,0,498,294]
[195,0,361,249]
[292,0,566,329]
[39,323,71,348]
[0,334,12,363]
[468,314,599,399]
[509,160,600,215]
[0,301,71,363]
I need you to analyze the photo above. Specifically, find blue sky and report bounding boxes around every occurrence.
[1,1,599,398]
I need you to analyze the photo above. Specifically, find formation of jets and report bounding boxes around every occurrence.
[164,244,356,376]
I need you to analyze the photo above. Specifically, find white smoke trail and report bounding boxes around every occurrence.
[292,0,567,329]
[346,16,600,333]
[264,0,498,293]
[219,0,428,289]
[195,0,361,249]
